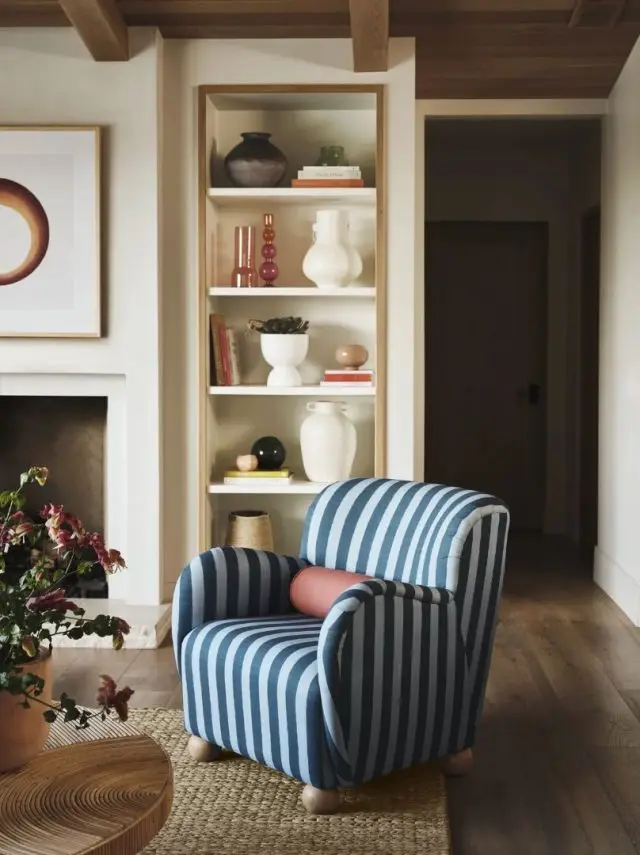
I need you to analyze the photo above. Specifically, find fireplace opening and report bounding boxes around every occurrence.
[0,395,108,598]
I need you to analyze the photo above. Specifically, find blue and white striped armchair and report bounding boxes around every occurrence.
[172,478,509,813]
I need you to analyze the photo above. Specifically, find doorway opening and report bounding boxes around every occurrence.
[424,118,601,551]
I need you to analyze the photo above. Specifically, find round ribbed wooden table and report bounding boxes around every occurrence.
[0,722,172,855]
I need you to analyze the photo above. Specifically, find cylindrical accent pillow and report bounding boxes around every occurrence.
[290,566,359,619]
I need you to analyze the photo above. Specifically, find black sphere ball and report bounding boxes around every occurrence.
[251,436,286,471]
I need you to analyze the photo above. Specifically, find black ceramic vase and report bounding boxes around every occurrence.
[224,133,287,188]
[251,436,286,470]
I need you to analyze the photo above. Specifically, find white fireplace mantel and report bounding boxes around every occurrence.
[0,372,171,648]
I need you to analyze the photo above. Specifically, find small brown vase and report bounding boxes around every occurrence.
[0,649,52,773]
[335,344,369,370]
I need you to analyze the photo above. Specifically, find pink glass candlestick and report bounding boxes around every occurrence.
[231,226,258,287]
[259,213,279,287]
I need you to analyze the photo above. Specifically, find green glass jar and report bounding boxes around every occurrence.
[316,145,349,166]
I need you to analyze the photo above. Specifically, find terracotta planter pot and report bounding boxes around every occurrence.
[0,649,52,773]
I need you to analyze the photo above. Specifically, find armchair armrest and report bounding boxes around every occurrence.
[317,577,466,787]
[172,546,308,668]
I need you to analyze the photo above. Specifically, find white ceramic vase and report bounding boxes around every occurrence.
[302,210,351,289]
[261,334,309,386]
[342,214,363,285]
[300,401,357,483]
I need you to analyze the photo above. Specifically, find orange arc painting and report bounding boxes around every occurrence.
[0,178,50,287]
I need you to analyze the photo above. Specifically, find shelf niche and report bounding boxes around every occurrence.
[198,85,385,554]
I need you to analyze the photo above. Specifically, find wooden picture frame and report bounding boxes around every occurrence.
[0,126,101,338]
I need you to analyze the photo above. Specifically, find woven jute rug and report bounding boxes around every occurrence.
[122,708,451,855]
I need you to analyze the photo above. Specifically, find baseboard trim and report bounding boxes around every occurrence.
[594,547,640,627]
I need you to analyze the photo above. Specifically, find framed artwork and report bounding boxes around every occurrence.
[0,127,101,338]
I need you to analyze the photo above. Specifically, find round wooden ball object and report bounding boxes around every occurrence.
[236,454,258,472]
[335,344,368,371]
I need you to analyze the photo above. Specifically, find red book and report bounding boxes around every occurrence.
[323,372,373,383]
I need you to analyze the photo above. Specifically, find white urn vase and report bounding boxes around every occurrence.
[261,333,309,386]
[300,401,357,483]
[302,210,351,289]
[342,214,363,285]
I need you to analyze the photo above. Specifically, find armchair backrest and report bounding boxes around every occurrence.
[300,478,508,591]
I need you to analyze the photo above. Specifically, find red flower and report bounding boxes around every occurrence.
[97,675,135,721]
[13,520,34,538]
[30,588,83,615]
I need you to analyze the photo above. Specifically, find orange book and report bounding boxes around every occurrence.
[291,179,365,188]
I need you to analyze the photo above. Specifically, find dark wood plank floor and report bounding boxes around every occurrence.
[53,537,640,854]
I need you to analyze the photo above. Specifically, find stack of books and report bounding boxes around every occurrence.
[210,313,240,386]
[292,166,364,188]
[321,368,374,387]
[223,468,294,486]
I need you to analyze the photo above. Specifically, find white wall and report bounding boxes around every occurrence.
[0,29,162,606]
[597,37,640,626]
[160,38,418,577]
[0,31,417,604]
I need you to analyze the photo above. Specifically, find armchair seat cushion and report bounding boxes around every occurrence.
[181,614,336,788]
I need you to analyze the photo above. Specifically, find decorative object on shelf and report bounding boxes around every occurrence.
[236,454,258,472]
[251,436,287,471]
[335,344,369,370]
[224,132,287,188]
[300,401,357,484]
[302,210,351,289]
[224,467,293,486]
[231,226,258,288]
[225,510,274,551]
[0,126,101,337]
[293,161,364,189]
[316,145,349,166]
[0,466,130,774]
[259,213,278,287]
[341,214,363,284]
[322,368,374,387]
[210,314,241,386]
[247,316,310,386]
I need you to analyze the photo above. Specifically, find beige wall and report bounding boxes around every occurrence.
[597,36,640,626]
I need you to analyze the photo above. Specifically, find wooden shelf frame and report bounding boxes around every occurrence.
[196,84,387,551]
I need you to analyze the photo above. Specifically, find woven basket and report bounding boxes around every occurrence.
[225,510,274,551]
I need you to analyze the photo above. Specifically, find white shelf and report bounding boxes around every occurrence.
[208,385,375,397]
[207,187,376,207]
[208,480,325,495]
[208,286,375,298]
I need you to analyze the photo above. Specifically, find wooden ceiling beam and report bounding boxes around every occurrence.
[349,0,389,72]
[57,0,129,61]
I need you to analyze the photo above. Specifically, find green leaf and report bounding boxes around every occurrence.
[43,710,57,723]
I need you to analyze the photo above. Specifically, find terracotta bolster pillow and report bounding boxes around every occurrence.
[290,566,358,619]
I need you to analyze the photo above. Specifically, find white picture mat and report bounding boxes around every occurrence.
[0,128,100,337]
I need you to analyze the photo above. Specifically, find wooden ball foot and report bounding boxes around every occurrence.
[301,784,341,814]
[187,735,222,762]
[440,747,473,777]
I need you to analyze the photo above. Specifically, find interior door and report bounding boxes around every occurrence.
[426,221,547,530]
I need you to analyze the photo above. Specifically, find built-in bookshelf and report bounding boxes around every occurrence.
[197,85,385,556]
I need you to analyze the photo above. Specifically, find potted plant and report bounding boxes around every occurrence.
[0,466,133,774]
[247,316,310,386]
